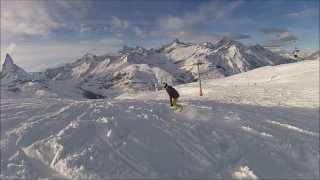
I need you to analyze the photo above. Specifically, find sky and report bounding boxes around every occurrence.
[1,0,319,71]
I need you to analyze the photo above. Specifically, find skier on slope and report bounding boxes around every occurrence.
[163,82,183,112]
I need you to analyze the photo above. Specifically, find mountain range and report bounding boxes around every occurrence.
[1,37,297,99]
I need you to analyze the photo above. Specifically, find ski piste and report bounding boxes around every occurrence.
[1,94,318,179]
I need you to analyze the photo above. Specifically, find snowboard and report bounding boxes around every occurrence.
[171,105,183,112]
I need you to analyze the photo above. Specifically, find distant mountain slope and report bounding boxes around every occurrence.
[160,37,294,79]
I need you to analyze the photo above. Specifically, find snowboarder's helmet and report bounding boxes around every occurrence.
[162,82,168,88]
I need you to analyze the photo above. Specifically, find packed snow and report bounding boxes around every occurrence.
[1,59,319,179]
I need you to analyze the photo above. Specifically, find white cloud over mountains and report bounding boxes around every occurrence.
[160,16,186,30]
[259,26,298,48]
[110,16,130,30]
[160,0,243,30]
[1,0,253,45]
[1,0,93,38]
[224,32,251,40]
[259,27,288,34]
[157,0,246,43]
[287,8,318,18]
[6,43,16,54]
[1,1,61,37]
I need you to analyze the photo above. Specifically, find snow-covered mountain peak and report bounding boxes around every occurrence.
[170,38,191,46]
[1,54,27,75]
[158,39,193,53]
[1,54,32,84]
[216,36,243,48]
[4,53,14,63]
[172,38,180,43]
[82,52,97,59]
[70,52,105,68]
[119,46,149,56]
[2,54,15,71]
[118,46,152,64]
[250,44,265,50]
[201,42,216,49]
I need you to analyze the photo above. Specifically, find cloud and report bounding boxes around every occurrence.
[259,27,288,34]
[51,0,91,21]
[147,1,251,42]
[1,0,91,38]
[165,31,220,43]
[277,32,297,42]
[107,16,146,38]
[1,43,16,63]
[263,31,298,48]
[152,1,245,43]
[97,37,124,46]
[287,8,318,18]
[132,26,144,37]
[110,16,130,30]
[1,1,61,37]
[186,0,243,24]
[259,26,298,48]
[152,31,250,44]
[142,31,249,44]
[235,17,255,25]
[6,43,16,54]
[160,16,186,30]
[80,24,91,33]
[159,0,243,31]
[224,32,251,40]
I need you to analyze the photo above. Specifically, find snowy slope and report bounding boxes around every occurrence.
[119,60,319,108]
[305,50,320,60]
[278,49,320,61]
[1,59,319,179]
[1,99,318,179]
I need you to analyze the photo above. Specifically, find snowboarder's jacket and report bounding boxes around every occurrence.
[164,84,180,106]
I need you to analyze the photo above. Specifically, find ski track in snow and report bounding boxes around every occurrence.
[266,120,319,137]
[1,97,319,179]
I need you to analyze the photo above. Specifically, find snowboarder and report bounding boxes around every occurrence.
[163,82,183,112]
